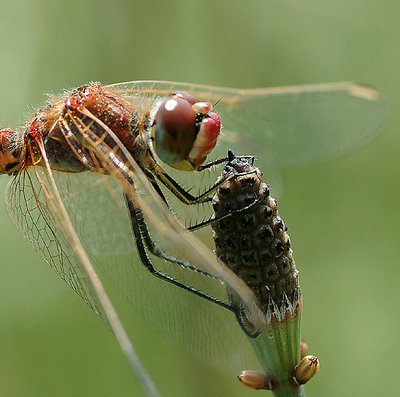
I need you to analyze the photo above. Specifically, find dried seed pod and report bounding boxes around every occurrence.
[294,355,320,385]
[212,152,300,316]
[238,370,272,390]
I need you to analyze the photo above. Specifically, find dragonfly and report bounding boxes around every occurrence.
[0,80,386,394]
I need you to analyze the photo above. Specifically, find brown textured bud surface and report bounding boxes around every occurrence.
[238,370,272,390]
[212,153,300,314]
[294,355,320,384]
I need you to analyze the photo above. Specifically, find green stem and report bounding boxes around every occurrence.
[248,307,304,397]
[273,383,306,397]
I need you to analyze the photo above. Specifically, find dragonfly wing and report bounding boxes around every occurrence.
[6,158,260,374]
[6,111,262,373]
[6,169,103,317]
[107,81,387,168]
[52,170,261,373]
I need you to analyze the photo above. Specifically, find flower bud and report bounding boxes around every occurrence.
[294,355,320,385]
[238,370,272,390]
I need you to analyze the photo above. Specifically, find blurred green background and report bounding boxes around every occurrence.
[0,1,398,396]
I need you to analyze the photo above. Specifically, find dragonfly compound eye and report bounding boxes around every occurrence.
[153,92,221,171]
[153,97,197,168]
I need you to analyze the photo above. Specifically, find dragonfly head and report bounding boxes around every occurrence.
[0,129,23,174]
[151,91,221,171]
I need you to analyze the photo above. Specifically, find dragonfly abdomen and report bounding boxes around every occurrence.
[0,129,24,174]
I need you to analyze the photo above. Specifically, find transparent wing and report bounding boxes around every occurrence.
[6,169,103,317]
[6,127,261,375]
[58,104,264,370]
[107,80,387,168]
[48,170,259,373]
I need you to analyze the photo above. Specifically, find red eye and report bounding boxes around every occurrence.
[153,97,197,166]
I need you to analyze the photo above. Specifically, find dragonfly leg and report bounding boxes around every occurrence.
[142,155,260,237]
[193,155,230,171]
[146,151,235,204]
[148,151,257,206]
[188,193,259,231]
[124,194,235,312]
[188,154,259,231]
[192,150,254,172]
[234,306,261,339]
[150,162,227,204]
